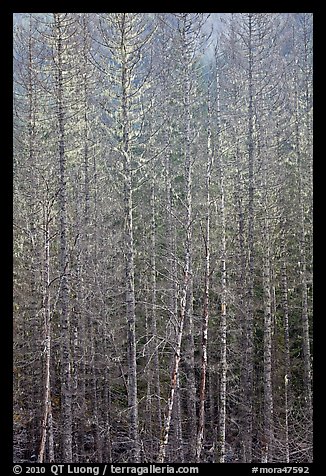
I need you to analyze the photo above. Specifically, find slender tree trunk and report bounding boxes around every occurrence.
[158,277,188,462]
[48,409,54,462]
[103,336,113,462]
[164,125,184,463]
[71,185,81,462]
[145,298,154,461]
[82,10,90,403]
[150,177,162,443]
[233,143,250,463]
[208,369,216,457]
[217,76,227,462]
[25,15,42,459]
[124,140,139,461]
[281,230,290,463]
[196,87,212,463]
[76,24,91,459]
[184,277,196,461]
[261,214,274,462]
[38,197,54,463]
[79,19,101,459]
[121,15,140,461]
[91,328,101,461]
[244,13,255,462]
[218,181,228,463]
[175,375,185,462]
[181,17,196,461]
[54,13,72,462]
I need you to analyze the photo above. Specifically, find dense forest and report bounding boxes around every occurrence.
[13,13,313,464]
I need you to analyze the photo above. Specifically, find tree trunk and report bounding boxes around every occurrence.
[54,13,72,462]
[244,13,255,462]
[281,230,290,463]
[164,122,184,463]
[181,16,196,462]
[38,195,54,463]
[217,76,227,462]
[150,177,162,446]
[121,14,140,461]
[196,86,213,463]
[261,215,274,462]
[25,17,42,459]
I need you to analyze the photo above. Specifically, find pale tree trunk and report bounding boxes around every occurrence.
[89,144,102,463]
[124,113,139,462]
[258,59,274,464]
[196,85,213,462]
[54,13,72,462]
[78,17,90,460]
[164,128,184,463]
[261,214,274,463]
[181,15,196,461]
[71,184,81,461]
[150,177,162,444]
[87,231,101,459]
[235,147,249,463]
[90,327,101,461]
[103,327,113,462]
[120,14,140,461]
[48,411,54,462]
[38,194,54,463]
[208,370,216,457]
[218,174,228,463]
[24,15,42,457]
[73,18,97,458]
[244,13,255,462]
[175,376,185,462]
[144,301,154,460]
[280,229,290,463]
[158,290,187,464]
[184,277,196,460]
[276,110,291,465]
[217,75,228,463]
[161,30,184,455]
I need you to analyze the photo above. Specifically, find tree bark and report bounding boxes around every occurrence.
[244,13,255,462]
[281,230,291,463]
[150,177,162,443]
[38,194,54,463]
[120,14,140,461]
[217,74,228,463]
[181,15,196,462]
[54,13,72,462]
[261,215,274,463]
[196,85,213,463]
